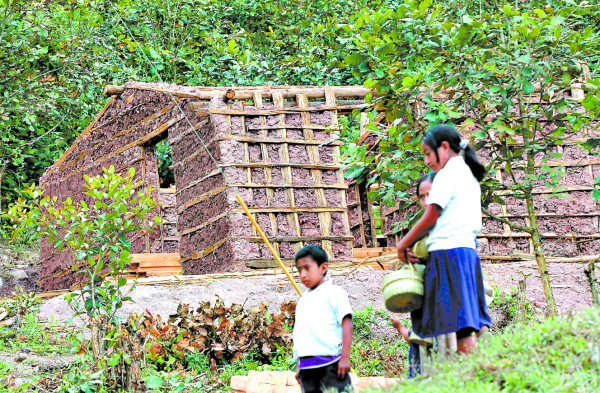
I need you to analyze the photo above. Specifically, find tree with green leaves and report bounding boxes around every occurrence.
[343,0,600,316]
[6,166,162,322]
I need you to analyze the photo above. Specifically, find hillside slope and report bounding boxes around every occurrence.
[385,309,600,392]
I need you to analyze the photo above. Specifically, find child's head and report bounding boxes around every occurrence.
[294,245,329,289]
[416,171,436,208]
[422,125,486,181]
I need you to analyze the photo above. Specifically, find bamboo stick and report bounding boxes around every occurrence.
[202,104,371,116]
[104,81,591,102]
[241,235,354,243]
[230,207,346,214]
[220,163,342,170]
[228,183,349,190]
[236,194,302,296]
[219,134,344,145]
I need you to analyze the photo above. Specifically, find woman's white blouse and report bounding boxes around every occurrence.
[426,156,482,251]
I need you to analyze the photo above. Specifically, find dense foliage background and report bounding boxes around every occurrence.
[1,0,599,211]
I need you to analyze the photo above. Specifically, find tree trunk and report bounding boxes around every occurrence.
[584,261,599,308]
[0,163,5,225]
[519,90,557,317]
[127,337,142,390]
[516,279,528,323]
[526,195,557,316]
[90,318,101,361]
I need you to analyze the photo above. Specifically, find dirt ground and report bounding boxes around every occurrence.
[37,262,599,329]
[0,349,74,382]
[0,244,40,297]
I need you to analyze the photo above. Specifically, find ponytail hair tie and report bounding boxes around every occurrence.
[459,139,470,150]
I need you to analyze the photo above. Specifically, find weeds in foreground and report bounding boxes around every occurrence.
[3,305,600,392]
[388,309,600,393]
[491,284,536,328]
[352,306,407,377]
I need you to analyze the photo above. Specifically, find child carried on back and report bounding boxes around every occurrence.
[391,172,436,377]
[293,245,354,393]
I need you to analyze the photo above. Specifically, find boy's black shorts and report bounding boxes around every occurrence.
[298,361,352,393]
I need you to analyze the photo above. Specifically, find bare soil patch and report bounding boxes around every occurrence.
[37,262,599,331]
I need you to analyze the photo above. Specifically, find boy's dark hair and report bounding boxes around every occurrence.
[423,124,486,182]
[416,171,436,197]
[294,245,329,266]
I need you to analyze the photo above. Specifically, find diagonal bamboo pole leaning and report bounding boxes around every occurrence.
[236,194,303,296]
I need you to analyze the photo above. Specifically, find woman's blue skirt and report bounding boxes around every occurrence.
[411,247,491,338]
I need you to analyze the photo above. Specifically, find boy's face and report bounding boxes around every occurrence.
[418,180,432,209]
[296,256,328,289]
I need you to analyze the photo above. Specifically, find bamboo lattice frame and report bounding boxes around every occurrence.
[175,86,357,269]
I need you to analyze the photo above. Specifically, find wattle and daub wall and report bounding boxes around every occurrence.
[382,104,600,260]
[39,83,357,291]
[384,143,600,258]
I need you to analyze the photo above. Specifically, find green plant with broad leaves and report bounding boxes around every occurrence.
[342,0,600,316]
[5,166,161,322]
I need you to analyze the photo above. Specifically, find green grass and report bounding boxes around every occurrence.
[0,313,72,356]
[380,309,600,392]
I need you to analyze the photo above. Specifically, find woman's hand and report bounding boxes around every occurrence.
[406,249,420,263]
[397,240,410,264]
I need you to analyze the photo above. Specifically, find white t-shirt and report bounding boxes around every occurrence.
[292,280,353,361]
[426,156,482,251]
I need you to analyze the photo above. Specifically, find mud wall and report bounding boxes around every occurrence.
[347,180,376,248]
[175,91,353,273]
[383,143,600,259]
[40,83,359,290]
[38,88,184,291]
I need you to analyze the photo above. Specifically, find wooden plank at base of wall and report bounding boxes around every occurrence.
[131,253,181,267]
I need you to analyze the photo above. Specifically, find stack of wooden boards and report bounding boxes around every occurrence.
[353,247,396,259]
[91,253,182,288]
[107,253,182,280]
[231,371,401,393]
[129,253,182,277]
[353,247,398,270]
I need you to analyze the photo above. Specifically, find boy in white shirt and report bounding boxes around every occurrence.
[293,245,353,393]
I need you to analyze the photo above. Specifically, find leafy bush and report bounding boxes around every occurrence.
[7,166,161,322]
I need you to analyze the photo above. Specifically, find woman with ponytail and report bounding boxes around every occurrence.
[396,124,491,354]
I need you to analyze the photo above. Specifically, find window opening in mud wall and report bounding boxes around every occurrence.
[146,137,179,254]
[156,139,176,190]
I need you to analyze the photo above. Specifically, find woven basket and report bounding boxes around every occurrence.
[382,262,425,313]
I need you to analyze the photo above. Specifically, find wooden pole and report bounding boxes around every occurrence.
[103,83,376,100]
[224,89,235,102]
[235,194,302,296]
[103,85,126,96]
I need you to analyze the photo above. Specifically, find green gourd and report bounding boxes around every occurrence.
[411,236,429,259]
